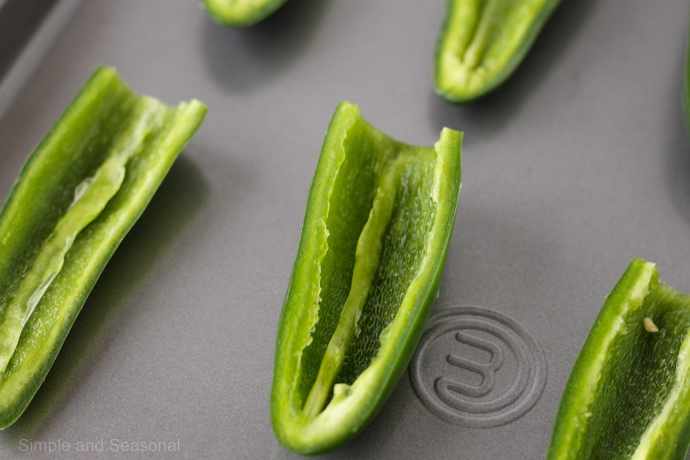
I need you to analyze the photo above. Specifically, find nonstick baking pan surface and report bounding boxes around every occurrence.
[1,0,690,458]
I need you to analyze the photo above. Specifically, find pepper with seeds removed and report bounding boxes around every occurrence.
[434,0,561,103]
[271,101,462,455]
[0,67,206,428]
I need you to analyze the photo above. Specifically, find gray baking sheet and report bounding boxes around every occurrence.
[1,0,690,458]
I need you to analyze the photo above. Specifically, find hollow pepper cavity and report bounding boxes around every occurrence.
[271,101,462,455]
[0,67,206,429]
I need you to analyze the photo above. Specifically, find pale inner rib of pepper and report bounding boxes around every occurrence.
[458,0,502,71]
[0,100,164,375]
[302,154,416,418]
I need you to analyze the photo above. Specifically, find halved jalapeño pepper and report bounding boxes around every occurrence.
[0,67,206,428]
[434,0,561,103]
[271,101,462,454]
[202,0,287,27]
[548,258,690,459]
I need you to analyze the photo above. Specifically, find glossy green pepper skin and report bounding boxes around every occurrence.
[271,101,462,455]
[548,259,690,459]
[434,0,561,103]
[0,67,206,429]
[202,0,287,27]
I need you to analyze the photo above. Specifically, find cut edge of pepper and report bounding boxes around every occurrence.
[279,101,356,424]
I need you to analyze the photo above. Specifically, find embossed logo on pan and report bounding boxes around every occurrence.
[410,305,547,428]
